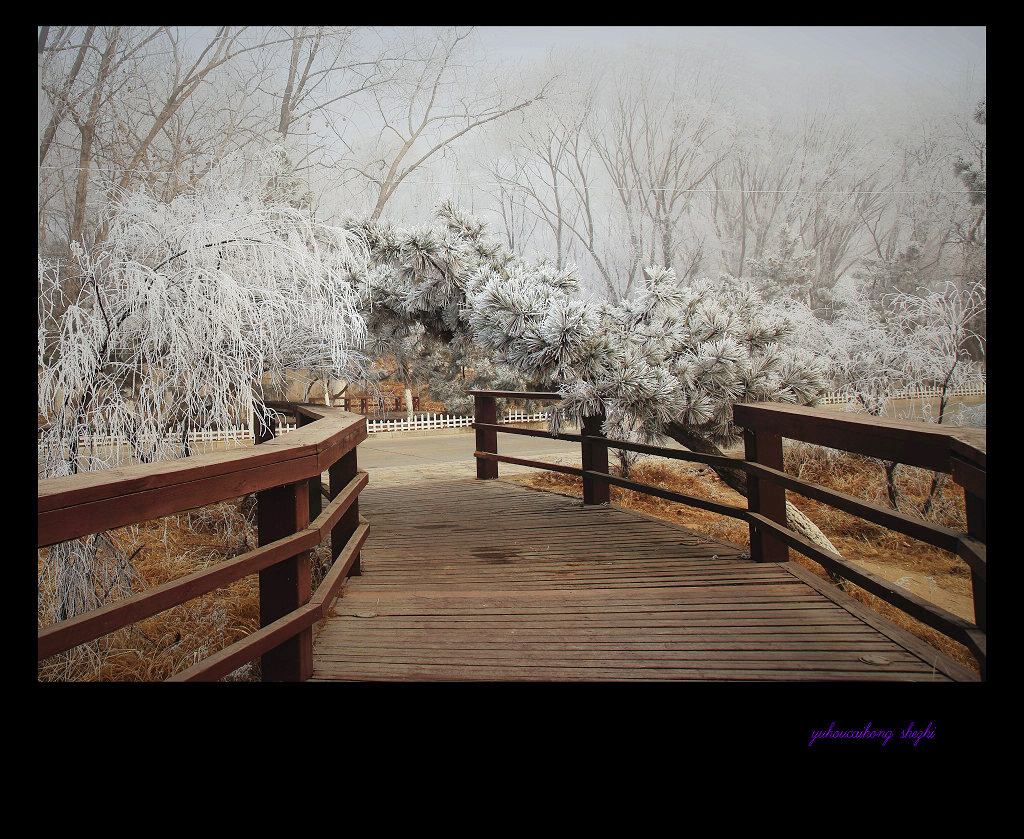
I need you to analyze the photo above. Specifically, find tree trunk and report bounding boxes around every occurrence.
[883,460,900,509]
[69,27,120,255]
[278,28,304,138]
[921,471,948,519]
[404,386,414,419]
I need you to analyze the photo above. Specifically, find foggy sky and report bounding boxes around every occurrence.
[476,25,985,87]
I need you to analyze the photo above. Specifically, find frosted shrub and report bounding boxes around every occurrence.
[889,280,986,424]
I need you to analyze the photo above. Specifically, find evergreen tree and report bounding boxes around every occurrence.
[356,203,840,554]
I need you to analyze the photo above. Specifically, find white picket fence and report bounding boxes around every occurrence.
[365,412,471,433]
[816,380,986,406]
[210,409,555,438]
[43,409,557,449]
[40,383,986,452]
[40,426,260,452]
[365,408,556,433]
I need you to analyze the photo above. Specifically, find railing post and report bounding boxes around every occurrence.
[475,394,498,479]
[965,489,986,634]
[298,410,322,523]
[966,485,986,680]
[257,479,312,681]
[743,426,789,563]
[329,446,362,577]
[581,411,610,505]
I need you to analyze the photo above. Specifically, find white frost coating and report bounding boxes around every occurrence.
[352,204,839,557]
[349,201,828,449]
[799,279,986,422]
[38,147,370,624]
[38,147,370,475]
[888,281,986,423]
[470,266,827,448]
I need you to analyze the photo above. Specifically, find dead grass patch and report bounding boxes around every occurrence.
[37,496,337,682]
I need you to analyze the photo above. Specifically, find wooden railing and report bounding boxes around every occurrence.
[471,391,987,679]
[37,403,369,682]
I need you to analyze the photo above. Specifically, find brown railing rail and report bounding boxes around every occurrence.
[37,402,369,681]
[471,391,987,678]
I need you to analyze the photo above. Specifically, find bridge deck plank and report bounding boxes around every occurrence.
[310,479,977,682]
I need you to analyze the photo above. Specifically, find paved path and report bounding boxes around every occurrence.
[355,428,583,487]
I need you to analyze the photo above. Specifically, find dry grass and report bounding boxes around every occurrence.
[37,496,337,682]
[511,444,981,676]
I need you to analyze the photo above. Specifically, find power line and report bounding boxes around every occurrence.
[36,168,984,197]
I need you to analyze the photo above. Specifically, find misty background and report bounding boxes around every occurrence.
[37,25,986,306]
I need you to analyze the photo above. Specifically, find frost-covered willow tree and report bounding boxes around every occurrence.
[891,280,986,423]
[38,147,370,626]
[354,201,839,554]
[891,279,986,515]
[796,280,913,417]
[797,277,986,424]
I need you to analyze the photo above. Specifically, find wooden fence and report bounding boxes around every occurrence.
[37,403,369,682]
[470,390,987,679]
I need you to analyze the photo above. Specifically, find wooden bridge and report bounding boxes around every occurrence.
[37,393,986,682]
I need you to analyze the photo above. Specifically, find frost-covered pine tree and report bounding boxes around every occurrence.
[743,224,818,308]
[344,201,537,414]
[469,263,841,553]
[354,202,839,555]
[38,147,371,627]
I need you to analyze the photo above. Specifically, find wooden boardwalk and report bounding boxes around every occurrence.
[310,479,978,682]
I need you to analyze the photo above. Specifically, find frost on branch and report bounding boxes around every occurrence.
[889,281,986,424]
[345,201,542,414]
[39,147,370,476]
[352,202,828,450]
[463,247,839,558]
[37,147,370,625]
[469,264,827,449]
[805,278,986,423]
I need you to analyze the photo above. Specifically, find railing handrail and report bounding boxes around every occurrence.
[37,403,369,681]
[731,401,986,473]
[469,391,986,678]
[38,404,364,548]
